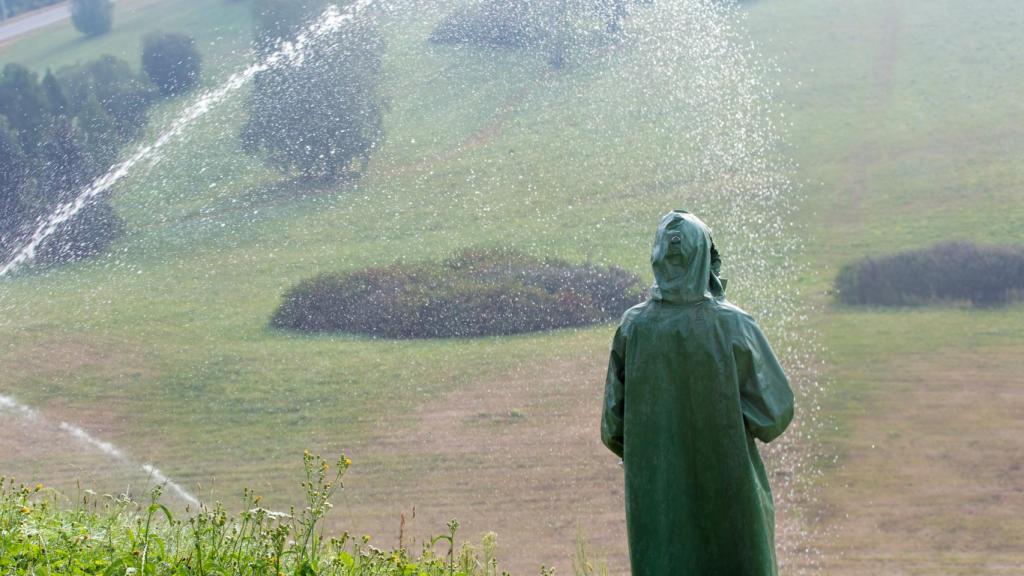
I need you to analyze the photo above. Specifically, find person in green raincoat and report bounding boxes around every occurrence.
[601,210,794,576]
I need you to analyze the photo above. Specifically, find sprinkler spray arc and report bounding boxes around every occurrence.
[0,393,200,505]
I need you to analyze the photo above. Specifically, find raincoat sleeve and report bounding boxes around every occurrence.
[601,325,627,458]
[735,318,794,443]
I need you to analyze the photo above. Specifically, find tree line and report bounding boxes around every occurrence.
[1,0,383,267]
[0,59,153,262]
[0,31,202,264]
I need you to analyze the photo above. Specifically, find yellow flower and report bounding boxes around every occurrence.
[34,484,43,492]
[343,457,352,467]
[20,506,31,514]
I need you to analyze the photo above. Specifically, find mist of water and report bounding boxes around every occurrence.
[621,1,827,571]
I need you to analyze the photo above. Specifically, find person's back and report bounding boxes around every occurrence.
[602,210,794,576]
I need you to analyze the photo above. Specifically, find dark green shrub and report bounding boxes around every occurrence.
[70,0,113,37]
[835,242,1024,307]
[272,248,644,338]
[142,32,202,96]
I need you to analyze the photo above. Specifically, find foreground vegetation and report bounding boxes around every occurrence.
[1,453,603,575]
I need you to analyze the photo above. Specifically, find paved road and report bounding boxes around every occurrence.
[0,3,70,45]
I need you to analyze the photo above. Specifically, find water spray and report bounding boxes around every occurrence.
[0,393,199,505]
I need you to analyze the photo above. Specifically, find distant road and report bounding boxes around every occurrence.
[0,2,70,46]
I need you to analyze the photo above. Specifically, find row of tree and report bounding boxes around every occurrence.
[0,31,202,264]
[0,59,154,262]
[1,0,381,267]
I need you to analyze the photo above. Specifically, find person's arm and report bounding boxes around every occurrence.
[601,326,627,458]
[735,318,794,443]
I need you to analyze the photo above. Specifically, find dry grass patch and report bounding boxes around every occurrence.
[811,346,1024,575]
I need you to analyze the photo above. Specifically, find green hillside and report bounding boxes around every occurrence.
[1,0,1022,573]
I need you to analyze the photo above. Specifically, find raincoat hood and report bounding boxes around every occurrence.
[650,210,725,303]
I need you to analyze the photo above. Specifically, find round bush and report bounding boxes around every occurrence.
[71,0,113,37]
[272,248,644,338]
[835,242,1024,307]
[142,32,202,96]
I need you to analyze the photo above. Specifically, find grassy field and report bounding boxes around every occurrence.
[2,0,1023,574]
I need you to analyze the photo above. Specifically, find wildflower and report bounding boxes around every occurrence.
[343,457,352,467]
[20,506,31,514]
[33,484,43,492]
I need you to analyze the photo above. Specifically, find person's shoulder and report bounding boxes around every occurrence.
[618,299,652,328]
[711,298,757,325]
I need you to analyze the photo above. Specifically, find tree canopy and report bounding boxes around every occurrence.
[70,0,114,37]
[142,32,203,96]
[242,0,385,182]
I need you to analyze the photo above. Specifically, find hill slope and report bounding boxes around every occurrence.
[1,0,1022,573]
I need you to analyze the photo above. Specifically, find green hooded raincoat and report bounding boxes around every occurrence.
[601,211,794,576]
